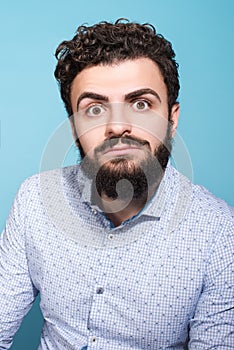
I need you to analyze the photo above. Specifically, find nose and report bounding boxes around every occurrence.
[104,103,132,138]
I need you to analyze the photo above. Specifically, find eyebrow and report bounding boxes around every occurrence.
[125,88,161,103]
[76,92,108,110]
[76,88,161,111]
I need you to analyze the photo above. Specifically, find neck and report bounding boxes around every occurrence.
[99,183,158,227]
[103,197,147,227]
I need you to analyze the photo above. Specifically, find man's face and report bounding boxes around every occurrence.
[70,58,179,201]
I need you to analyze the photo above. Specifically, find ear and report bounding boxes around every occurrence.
[170,103,180,137]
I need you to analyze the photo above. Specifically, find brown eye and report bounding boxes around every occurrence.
[93,107,101,114]
[132,100,150,111]
[86,104,105,117]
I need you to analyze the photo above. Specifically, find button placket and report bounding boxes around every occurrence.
[96,286,104,294]
[90,336,97,345]
[108,233,114,240]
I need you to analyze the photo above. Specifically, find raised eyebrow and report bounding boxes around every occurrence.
[124,88,161,103]
[76,92,109,111]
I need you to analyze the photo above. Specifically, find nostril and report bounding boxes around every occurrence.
[105,122,132,138]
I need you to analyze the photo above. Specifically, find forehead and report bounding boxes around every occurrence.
[70,58,168,107]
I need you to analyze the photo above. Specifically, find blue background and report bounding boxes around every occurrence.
[0,0,233,348]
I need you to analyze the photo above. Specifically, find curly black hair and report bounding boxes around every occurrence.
[54,19,180,116]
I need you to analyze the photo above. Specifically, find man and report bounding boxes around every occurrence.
[0,19,233,349]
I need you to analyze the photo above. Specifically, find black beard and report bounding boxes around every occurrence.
[94,150,164,201]
[80,128,172,203]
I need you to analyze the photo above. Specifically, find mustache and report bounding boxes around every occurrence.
[94,135,150,154]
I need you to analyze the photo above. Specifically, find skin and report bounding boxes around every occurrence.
[70,58,180,225]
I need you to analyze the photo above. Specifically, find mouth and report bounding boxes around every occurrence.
[103,145,142,157]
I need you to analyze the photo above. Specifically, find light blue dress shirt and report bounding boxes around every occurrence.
[0,164,233,349]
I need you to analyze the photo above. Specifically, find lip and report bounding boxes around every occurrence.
[103,145,142,157]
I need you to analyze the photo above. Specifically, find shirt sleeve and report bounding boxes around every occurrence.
[189,223,234,349]
[0,180,39,349]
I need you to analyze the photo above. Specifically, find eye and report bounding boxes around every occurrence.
[86,104,106,117]
[132,100,151,111]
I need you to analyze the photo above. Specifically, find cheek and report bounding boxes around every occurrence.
[78,129,103,155]
[132,118,169,150]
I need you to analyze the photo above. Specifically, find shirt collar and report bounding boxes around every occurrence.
[74,161,192,223]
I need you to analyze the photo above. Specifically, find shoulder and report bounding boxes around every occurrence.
[191,182,234,225]
[20,165,79,187]
[16,165,80,203]
[167,165,233,230]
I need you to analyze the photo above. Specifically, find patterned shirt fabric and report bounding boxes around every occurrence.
[0,164,233,349]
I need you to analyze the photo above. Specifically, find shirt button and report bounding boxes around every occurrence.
[96,287,104,294]
[108,234,114,240]
[91,336,97,343]
[92,208,98,215]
